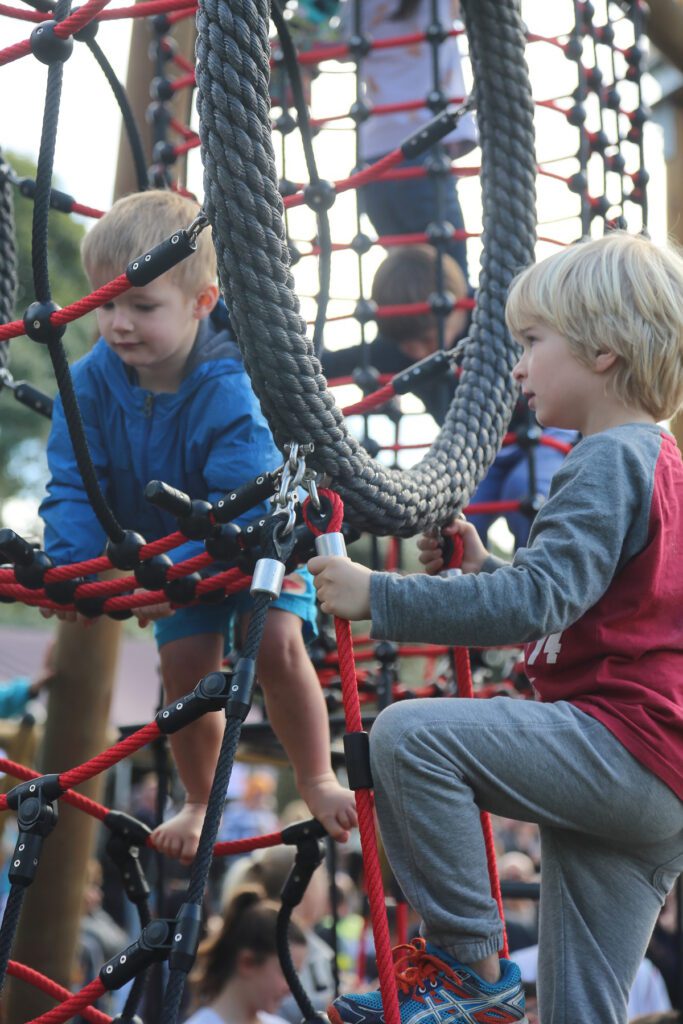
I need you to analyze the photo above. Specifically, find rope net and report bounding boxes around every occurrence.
[0,1,653,1022]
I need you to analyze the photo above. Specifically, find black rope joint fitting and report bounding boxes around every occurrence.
[106,530,146,570]
[30,20,74,65]
[104,812,152,906]
[280,833,326,907]
[352,299,377,327]
[348,33,371,58]
[212,471,278,525]
[302,180,336,213]
[72,5,99,43]
[280,818,327,846]
[126,230,197,287]
[17,176,75,215]
[23,300,66,345]
[134,554,172,590]
[75,594,107,618]
[44,576,84,605]
[343,731,373,791]
[205,523,243,561]
[15,550,54,591]
[401,104,469,160]
[392,349,454,395]
[226,658,256,721]
[100,919,172,990]
[156,671,229,734]
[168,901,202,973]
[163,572,200,604]
[7,775,62,887]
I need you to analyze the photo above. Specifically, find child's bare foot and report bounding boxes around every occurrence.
[151,801,207,864]
[300,773,357,842]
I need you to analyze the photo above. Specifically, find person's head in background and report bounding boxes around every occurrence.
[81,190,219,393]
[370,245,469,363]
[223,845,330,930]
[188,886,306,1022]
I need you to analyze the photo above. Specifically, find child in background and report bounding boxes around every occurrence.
[339,0,477,281]
[40,190,356,862]
[309,232,683,1024]
[322,244,576,548]
[184,886,307,1024]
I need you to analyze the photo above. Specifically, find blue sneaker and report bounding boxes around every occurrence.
[328,938,527,1024]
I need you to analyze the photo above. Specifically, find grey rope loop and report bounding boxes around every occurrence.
[0,151,18,364]
[195,0,536,536]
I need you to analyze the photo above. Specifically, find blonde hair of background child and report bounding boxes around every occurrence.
[81,190,217,295]
[505,232,683,421]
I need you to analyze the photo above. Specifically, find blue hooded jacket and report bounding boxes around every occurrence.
[40,302,281,567]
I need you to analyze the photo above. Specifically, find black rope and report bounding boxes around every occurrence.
[270,0,331,358]
[194,0,536,536]
[86,38,149,193]
[0,884,26,992]
[161,585,274,1023]
[0,150,18,364]
[46,334,125,542]
[276,905,317,1021]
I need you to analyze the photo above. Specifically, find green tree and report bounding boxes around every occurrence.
[1,152,97,505]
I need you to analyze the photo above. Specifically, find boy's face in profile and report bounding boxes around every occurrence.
[91,273,212,390]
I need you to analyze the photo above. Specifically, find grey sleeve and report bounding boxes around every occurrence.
[370,431,654,647]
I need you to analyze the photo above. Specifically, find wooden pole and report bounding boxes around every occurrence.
[114,14,197,199]
[662,103,683,452]
[646,0,683,74]
[4,614,121,1023]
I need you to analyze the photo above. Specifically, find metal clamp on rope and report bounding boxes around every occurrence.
[168,901,202,973]
[7,775,62,888]
[126,226,198,288]
[100,919,172,990]
[249,512,294,598]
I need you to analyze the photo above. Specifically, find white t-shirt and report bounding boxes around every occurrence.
[184,1009,291,1024]
[340,0,478,159]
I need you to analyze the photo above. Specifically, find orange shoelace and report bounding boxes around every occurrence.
[393,939,449,995]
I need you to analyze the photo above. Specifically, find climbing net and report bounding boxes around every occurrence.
[0,0,652,1021]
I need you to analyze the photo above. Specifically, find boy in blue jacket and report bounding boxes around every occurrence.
[40,190,356,863]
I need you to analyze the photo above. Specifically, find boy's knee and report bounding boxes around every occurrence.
[370,701,413,764]
[259,610,308,677]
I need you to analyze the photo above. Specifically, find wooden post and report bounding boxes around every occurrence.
[662,103,683,452]
[646,0,683,73]
[114,14,197,199]
[4,615,121,1023]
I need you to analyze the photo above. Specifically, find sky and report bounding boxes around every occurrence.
[0,0,669,540]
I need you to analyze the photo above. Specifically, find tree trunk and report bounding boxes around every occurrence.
[4,615,121,1023]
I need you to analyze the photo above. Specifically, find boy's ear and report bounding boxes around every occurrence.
[193,283,220,320]
[594,349,618,374]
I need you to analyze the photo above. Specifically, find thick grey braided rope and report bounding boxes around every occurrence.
[195,0,536,536]
[0,148,17,367]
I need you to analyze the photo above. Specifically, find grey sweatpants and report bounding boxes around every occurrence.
[369,697,683,1024]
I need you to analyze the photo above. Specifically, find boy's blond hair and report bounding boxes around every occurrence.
[81,190,217,295]
[505,232,683,421]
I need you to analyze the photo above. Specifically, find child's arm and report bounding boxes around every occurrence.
[40,389,112,566]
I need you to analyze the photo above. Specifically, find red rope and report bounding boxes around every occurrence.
[213,830,283,857]
[0,759,108,820]
[342,381,396,417]
[313,490,400,1024]
[30,977,107,1024]
[7,963,111,1024]
[58,721,161,791]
